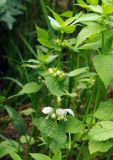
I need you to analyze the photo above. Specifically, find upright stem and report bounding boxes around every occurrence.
[73,0,77,16]
[40,0,55,37]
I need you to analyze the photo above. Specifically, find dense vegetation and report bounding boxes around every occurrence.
[1,0,113,160]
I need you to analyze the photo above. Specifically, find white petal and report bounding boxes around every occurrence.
[65,109,74,116]
[42,107,53,114]
[56,108,66,116]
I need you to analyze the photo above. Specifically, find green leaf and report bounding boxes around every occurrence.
[19,82,41,94]
[58,25,76,34]
[87,0,98,5]
[102,2,113,15]
[9,152,22,160]
[45,55,58,64]
[48,8,65,26]
[0,140,20,158]
[48,16,60,30]
[72,13,101,24]
[93,54,113,88]
[89,121,113,141]
[36,26,52,48]
[89,140,113,154]
[0,96,5,104]
[33,118,66,152]
[44,76,65,97]
[94,100,113,120]
[20,135,35,145]
[60,11,73,18]
[76,23,105,47]
[20,108,35,116]
[87,5,103,14]
[67,67,88,77]
[5,106,26,135]
[30,153,51,160]
[52,151,61,160]
[65,116,85,134]
[0,0,6,7]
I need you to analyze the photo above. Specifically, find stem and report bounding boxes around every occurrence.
[73,0,77,16]
[76,141,86,160]
[25,135,31,160]
[40,0,55,37]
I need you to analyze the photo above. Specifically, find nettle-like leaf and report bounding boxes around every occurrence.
[30,153,51,160]
[65,116,85,134]
[93,54,113,88]
[36,26,60,51]
[89,121,113,141]
[94,100,113,120]
[33,118,67,152]
[76,23,105,47]
[89,140,113,154]
[44,76,65,97]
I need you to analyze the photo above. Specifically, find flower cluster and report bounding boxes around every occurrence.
[54,39,68,47]
[42,107,74,121]
[48,68,65,79]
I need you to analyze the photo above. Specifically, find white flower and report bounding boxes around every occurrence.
[42,107,53,114]
[56,108,74,120]
[42,106,74,120]
[64,109,74,116]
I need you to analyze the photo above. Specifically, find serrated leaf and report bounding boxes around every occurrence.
[44,76,65,97]
[94,100,113,120]
[33,118,66,152]
[76,23,105,47]
[19,82,41,94]
[89,140,113,154]
[65,116,85,134]
[93,54,113,88]
[30,153,51,160]
[89,121,113,141]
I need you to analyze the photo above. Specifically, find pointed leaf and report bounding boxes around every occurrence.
[93,54,113,88]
